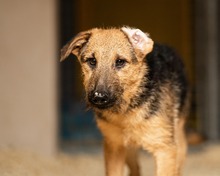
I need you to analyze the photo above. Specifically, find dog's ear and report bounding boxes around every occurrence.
[60,31,91,61]
[121,27,154,58]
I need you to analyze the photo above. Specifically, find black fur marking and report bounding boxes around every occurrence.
[129,43,188,115]
[96,112,107,121]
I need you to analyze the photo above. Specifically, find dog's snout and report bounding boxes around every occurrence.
[90,91,109,107]
[93,91,109,104]
[89,90,115,109]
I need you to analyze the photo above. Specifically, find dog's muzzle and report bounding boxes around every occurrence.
[88,90,116,109]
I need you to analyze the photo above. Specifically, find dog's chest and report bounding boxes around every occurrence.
[96,109,172,151]
[96,111,155,148]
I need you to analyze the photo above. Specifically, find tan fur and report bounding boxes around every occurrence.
[61,27,188,176]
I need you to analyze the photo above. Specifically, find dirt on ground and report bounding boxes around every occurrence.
[0,143,220,176]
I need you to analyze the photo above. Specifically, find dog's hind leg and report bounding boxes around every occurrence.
[175,117,187,175]
[126,147,140,176]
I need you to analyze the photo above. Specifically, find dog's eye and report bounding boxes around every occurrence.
[115,59,126,69]
[86,58,97,68]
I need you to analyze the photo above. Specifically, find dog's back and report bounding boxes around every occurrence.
[142,43,189,116]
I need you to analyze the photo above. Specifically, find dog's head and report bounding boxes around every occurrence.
[61,27,154,112]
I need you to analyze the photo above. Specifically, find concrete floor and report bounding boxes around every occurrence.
[0,143,220,176]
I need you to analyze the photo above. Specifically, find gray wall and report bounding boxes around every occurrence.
[195,0,220,140]
[0,0,58,155]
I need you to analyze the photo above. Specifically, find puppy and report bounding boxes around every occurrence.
[61,26,190,176]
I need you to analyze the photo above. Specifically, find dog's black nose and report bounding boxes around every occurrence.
[89,91,113,109]
[91,91,109,105]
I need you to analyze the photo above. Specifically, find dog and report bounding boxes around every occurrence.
[60,26,190,176]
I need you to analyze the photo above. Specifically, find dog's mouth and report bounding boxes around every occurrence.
[90,101,115,109]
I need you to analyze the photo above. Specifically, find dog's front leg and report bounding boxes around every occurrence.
[126,147,140,176]
[104,139,126,176]
[154,146,178,176]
